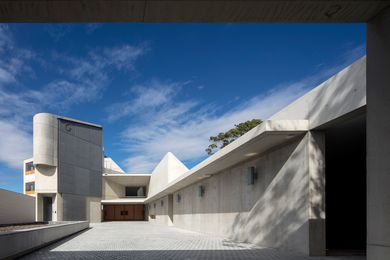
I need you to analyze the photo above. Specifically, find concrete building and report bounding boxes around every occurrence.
[4,1,389,259]
[32,113,103,222]
[27,57,367,256]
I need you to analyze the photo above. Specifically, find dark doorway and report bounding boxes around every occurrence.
[43,197,53,222]
[324,113,366,255]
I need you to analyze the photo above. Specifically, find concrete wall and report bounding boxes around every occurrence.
[58,119,102,197]
[367,7,390,260]
[102,178,125,200]
[0,221,89,259]
[270,57,366,128]
[150,136,311,254]
[148,195,172,226]
[57,118,102,222]
[35,165,58,193]
[0,189,35,225]
[86,197,102,223]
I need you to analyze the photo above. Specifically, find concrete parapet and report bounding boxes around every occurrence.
[0,221,89,259]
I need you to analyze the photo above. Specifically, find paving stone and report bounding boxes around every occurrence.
[21,222,366,260]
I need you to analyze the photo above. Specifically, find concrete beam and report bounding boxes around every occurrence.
[0,1,389,22]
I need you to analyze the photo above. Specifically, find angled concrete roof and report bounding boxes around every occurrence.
[145,120,308,202]
[148,152,189,197]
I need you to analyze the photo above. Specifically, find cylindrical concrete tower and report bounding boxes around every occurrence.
[33,113,58,166]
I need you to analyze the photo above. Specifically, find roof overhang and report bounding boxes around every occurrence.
[145,120,308,203]
[101,198,146,204]
[103,174,151,186]
[0,1,388,22]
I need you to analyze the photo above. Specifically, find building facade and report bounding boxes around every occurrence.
[27,56,366,256]
[23,158,35,197]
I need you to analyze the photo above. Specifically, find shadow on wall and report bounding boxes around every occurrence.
[232,137,310,252]
[36,165,56,176]
[172,136,311,253]
[173,138,302,215]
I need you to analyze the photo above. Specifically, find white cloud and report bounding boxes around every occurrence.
[85,23,102,34]
[0,27,147,171]
[0,120,32,169]
[118,81,309,173]
[106,80,185,122]
[115,53,365,173]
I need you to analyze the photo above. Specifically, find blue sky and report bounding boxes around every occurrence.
[0,23,365,193]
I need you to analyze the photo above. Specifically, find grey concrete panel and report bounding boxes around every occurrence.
[62,193,87,221]
[58,119,102,198]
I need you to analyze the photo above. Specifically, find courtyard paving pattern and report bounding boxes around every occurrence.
[23,222,365,260]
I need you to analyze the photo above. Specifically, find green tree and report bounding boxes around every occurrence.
[205,119,262,155]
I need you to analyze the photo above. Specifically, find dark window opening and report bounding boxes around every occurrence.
[25,182,35,191]
[25,162,34,172]
[125,186,146,197]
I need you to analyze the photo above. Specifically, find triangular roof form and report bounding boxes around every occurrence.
[148,152,189,196]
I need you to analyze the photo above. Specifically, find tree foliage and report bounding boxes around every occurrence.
[205,119,262,155]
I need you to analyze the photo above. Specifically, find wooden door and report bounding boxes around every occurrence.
[114,205,124,220]
[134,204,144,220]
[123,205,134,220]
[104,205,115,221]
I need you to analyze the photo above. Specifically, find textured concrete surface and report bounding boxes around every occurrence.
[367,7,390,260]
[0,221,89,259]
[0,189,35,225]
[22,222,365,260]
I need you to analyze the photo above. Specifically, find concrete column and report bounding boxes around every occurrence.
[367,7,390,260]
[308,131,326,256]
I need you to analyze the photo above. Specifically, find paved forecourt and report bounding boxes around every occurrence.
[22,222,365,260]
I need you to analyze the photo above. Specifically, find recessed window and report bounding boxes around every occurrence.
[25,182,35,191]
[247,166,257,185]
[177,194,181,203]
[161,200,164,207]
[198,185,205,197]
[25,162,34,173]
